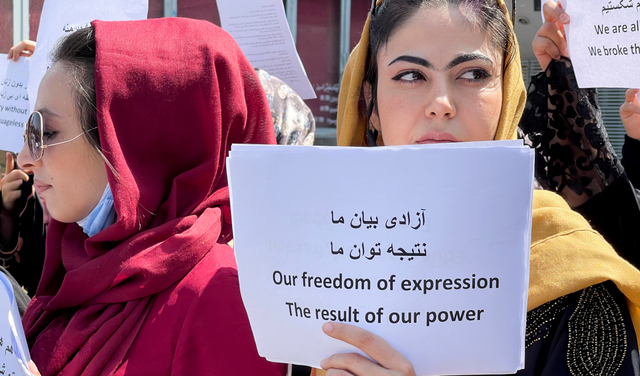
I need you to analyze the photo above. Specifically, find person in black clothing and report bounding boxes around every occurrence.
[520,58,640,269]
[0,152,46,297]
[521,1,640,270]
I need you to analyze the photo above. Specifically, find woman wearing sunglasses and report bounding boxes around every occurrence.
[16,18,293,376]
[313,0,640,375]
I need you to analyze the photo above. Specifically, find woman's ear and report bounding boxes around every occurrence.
[362,81,381,132]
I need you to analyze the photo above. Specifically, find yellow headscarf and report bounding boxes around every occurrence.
[334,0,640,358]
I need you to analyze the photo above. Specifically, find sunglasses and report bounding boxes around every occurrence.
[22,111,96,161]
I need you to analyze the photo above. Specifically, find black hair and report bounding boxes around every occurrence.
[51,26,121,177]
[51,27,100,152]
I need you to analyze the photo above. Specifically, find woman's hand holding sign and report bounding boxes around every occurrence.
[7,40,36,62]
[27,360,40,376]
[533,0,570,70]
[0,152,29,247]
[621,89,640,141]
[532,2,640,142]
[1,152,29,213]
[320,322,416,376]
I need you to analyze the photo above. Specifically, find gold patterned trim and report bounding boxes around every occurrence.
[526,294,569,348]
[567,283,627,375]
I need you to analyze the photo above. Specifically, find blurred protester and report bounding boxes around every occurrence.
[0,152,46,296]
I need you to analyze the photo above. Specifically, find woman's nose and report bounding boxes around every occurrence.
[17,139,37,171]
[424,83,456,119]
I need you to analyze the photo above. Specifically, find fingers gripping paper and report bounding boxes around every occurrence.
[227,141,534,376]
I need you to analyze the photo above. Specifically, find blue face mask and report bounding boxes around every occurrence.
[77,184,117,237]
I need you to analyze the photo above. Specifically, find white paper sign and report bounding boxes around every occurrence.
[0,273,36,376]
[216,0,317,100]
[27,0,149,112]
[227,142,534,376]
[565,0,640,88]
[0,56,30,153]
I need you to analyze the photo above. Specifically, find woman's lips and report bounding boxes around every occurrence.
[417,131,462,144]
[33,181,51,195]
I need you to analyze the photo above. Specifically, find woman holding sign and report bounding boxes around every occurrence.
[521,0,640,270]
[317,0,640,374]
[16,19,287,376]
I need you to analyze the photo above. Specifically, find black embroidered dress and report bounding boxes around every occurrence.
[515,58,640,376]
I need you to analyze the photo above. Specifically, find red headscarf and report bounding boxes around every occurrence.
[22,18,275,375]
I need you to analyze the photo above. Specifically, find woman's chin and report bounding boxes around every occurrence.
[47,206,85,224]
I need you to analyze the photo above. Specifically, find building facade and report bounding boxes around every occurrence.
[0,0,627,150]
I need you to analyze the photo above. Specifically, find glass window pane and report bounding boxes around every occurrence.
[297,0,341,128]
[178,0,220,25]
[351,0,369,50]
[148,0,164,19]
[29,0,44,41]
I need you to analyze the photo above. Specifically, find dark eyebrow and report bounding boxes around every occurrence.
[388,53,493,70]
[388,55,433,69]
[444,53,493,69]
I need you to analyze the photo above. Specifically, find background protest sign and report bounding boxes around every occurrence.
[216,0,316,100]
[27,0,148,113]
[565,0,640,87]
[227,141,534,376]
[0,56,29,153]
[0,272,36,376]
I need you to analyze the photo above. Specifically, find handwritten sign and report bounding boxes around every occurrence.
[0,56,30,153]
[27,0,148,112]
[216,0,316,100]
[565,0,640,87]
[227,141,534,376]
[0,273,35,376]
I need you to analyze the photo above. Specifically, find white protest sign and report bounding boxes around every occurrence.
[27,0,148,112]
[0,273,36,376]
[0,56,30,153]
[565,0,640,88]
[216,0,317,100]
[231,139,525,152]
[227,143,534,376]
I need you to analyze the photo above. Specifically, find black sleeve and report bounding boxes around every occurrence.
[0,190,20,253]
[622,134,640,189]
[519,57,640,269]
[0,177,46,296]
